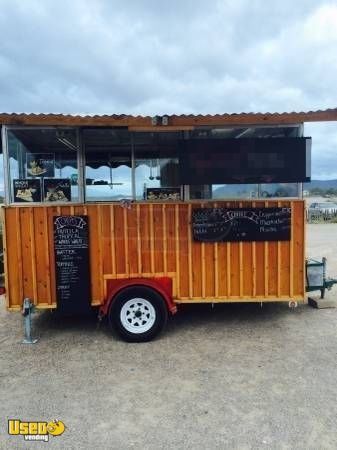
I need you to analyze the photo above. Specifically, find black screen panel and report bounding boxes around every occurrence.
[179,137,311,184]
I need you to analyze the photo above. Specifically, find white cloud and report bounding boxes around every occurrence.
[0,0,336,177]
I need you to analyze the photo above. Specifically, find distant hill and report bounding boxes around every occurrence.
[213,180,337,198]
[304,180,337,189]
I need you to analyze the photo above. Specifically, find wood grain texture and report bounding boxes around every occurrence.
[4,200,306,310]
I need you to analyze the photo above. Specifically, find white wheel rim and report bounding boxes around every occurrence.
[120,298,156,334]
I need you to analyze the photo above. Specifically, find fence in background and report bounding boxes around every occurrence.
[306,209,337,223]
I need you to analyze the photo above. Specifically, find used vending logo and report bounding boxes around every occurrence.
[8,419,66,442]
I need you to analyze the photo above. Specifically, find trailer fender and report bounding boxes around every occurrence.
[99,277,177,318]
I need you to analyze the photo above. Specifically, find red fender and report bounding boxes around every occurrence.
[99,277,177,317]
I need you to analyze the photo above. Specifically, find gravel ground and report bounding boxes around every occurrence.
[1,224,337,450]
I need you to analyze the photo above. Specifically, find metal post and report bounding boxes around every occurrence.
[22,298,38,344]
[321,257,327,299]
[77,127,85,203]
[1,125,11,204]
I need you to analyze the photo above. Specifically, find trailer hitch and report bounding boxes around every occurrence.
[306,257,337,299]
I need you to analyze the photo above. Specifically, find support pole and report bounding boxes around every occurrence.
[321,257,327,299]
[22,298,38,344]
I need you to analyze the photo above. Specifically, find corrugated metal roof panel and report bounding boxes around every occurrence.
[0,108,336,127]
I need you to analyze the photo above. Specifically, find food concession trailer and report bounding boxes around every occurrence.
[0,109,336,342]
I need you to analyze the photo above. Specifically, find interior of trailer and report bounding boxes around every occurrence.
[2,124,310,205]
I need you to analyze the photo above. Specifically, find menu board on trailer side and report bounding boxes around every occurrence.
[53,215,91,313]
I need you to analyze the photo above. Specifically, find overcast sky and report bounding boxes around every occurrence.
[1,0,337,178]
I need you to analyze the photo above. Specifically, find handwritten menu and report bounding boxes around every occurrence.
[192,207,291,242]
[53,215,90,313]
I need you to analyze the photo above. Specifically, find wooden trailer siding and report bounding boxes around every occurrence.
[3,200,305,310]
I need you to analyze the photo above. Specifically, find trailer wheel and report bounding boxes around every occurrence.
[109,286,168,342]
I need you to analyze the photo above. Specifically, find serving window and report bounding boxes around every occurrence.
[6,127,79,204]
[83,129,132,201]
[134,132,180,200]
[2,125,308,204]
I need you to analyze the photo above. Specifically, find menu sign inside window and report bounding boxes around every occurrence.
[53,215,91,313]
[146,187,181,200]
[44,178,71,202]
[26,153,55,177]
[13,179,41,202]
[192,207,291,242]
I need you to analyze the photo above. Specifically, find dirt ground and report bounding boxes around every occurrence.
[1,224,337,449]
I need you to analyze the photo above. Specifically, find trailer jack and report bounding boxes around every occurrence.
[22,298,39,344]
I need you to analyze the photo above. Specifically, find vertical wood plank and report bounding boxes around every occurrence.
[4,209,21,307]
[191,203,202,298]
[252,201,257,297]
[213,202,219,298]
[15,208,24,302]
[19,208,35,300]
[264,201,269,297]
[101,205,112,275]
[293,201,305,297]
[280,201,291,297]
[127,205,139,275]
[187,203,193,298]
[201,203,206,298]
[178,204,189,297]
[289,201,294,297]
[239,202,243,297]
[149,204,155,273]
[166,204,176,273]
[45,207,55,305]
[153,204,164,273]
[139,205,151,274]
[277,201,281,297]
[175,204,180,297]
[110,205,116,276]
[33,208,49,303]
[123,207,129,275]
[115,204,127,274]
[28,208,38,303]
[136,204,142,275]
[229,201,240,296]
[217,201,227,297]
[162,204,167,274]
[267,201,278,296]
[97,205,104,296]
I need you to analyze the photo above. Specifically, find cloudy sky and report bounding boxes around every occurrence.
[1,0,337,178]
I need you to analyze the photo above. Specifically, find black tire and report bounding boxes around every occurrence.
[108,286,168,342]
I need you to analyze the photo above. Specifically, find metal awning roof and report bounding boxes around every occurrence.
[0,108,337,128]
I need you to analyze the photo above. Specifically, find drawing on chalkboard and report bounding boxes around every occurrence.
[192,207,291,242]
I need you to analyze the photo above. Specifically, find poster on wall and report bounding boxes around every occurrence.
[13,179,42,203]
[26,153,55,177]
[44,178,71,202]
[192,207,291,242]
[146,187,181,201]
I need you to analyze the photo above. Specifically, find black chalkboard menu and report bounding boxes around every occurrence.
[192,207,291,242]
[53,215,91,313]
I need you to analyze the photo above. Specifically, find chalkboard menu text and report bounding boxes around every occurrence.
[54,215,91,313]
[192,207,291,242]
